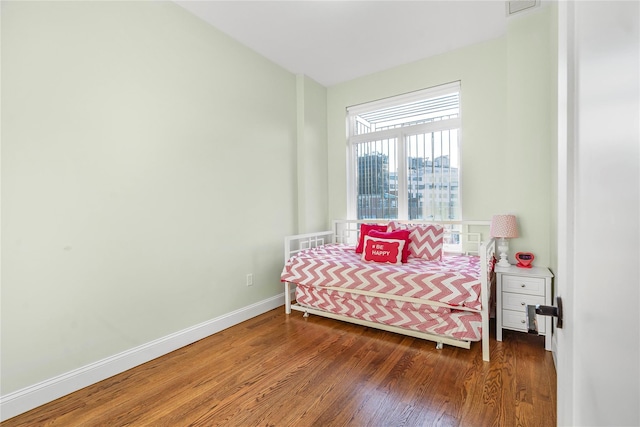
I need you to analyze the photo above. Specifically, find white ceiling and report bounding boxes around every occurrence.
[175,1,510,87]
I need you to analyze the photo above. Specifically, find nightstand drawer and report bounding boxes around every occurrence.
[502,292,545,312]
[502,275,545,296]
[502,309,547,334]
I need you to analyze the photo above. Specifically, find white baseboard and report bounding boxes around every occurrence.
[0,294,285,422]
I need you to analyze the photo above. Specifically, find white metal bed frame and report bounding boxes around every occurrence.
[283,219,496,362]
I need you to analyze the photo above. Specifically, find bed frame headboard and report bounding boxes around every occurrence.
[332,219,491,256]
[283,219,492,262]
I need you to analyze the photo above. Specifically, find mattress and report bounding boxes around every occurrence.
[280,243,483,310]
[294,283,483,341]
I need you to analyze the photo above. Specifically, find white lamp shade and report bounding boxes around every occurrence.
[490,214,519,238]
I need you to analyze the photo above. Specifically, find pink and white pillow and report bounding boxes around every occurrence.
[388,221,444,261]
[367,229,411,263]
[361,235,406,265]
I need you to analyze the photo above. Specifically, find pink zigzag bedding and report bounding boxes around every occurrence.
[281,244,483,311]
[294,284,482,341]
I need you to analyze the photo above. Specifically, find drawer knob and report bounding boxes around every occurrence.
[521,302,526,305]
[521,284,526,288]
[521,320,526,324]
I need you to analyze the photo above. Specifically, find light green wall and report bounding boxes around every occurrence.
[296,75,329,233]
[1,1,299,394]
[505,6,556,267]
[327,6,556,266]
[327,38,508,225]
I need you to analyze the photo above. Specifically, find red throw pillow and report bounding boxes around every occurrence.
[368,229,411,263]
[361,236,405,265]
[355,223,388,253]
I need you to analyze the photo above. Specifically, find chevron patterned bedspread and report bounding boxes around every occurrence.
[294,284,483,341]
[281,244,483,311]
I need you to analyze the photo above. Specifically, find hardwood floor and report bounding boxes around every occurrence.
[2,308,556,426]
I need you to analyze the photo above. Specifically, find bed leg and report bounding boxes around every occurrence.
[436,341,443,350]
[482,312,490,362]
[482,336,490,362]
[303,311,309,318]
[285,282,291,314]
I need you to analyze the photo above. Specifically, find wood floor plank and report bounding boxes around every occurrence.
[1,308,556,427]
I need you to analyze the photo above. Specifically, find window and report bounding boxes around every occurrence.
[347,82,461,221]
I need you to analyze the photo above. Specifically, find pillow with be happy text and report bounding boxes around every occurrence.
[361,235,406,265]
[367,229,411,263]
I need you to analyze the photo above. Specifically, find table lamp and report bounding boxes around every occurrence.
[490,214,519,268]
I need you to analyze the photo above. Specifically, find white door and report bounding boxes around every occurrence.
[556,2,639,426]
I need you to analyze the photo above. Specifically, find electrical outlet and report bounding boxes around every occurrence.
[246,273,253,286]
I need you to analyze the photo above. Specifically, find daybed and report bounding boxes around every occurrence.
[281,220,496,361]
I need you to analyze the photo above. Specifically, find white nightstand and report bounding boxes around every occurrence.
[496,264,553,351]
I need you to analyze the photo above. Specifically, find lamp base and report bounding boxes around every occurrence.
[496,258,511,268]
[496,238,511,268]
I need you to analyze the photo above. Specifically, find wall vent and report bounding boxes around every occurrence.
[506,0,539,16]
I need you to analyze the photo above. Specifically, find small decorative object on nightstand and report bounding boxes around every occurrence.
[515,252,534,268]
[496,265,554,351]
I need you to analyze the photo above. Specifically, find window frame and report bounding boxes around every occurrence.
[346,82,462,221]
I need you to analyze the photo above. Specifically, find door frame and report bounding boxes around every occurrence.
[555,1,575,425]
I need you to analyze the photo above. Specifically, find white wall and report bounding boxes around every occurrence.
[327,6,557,266]
[1,1,300,395]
